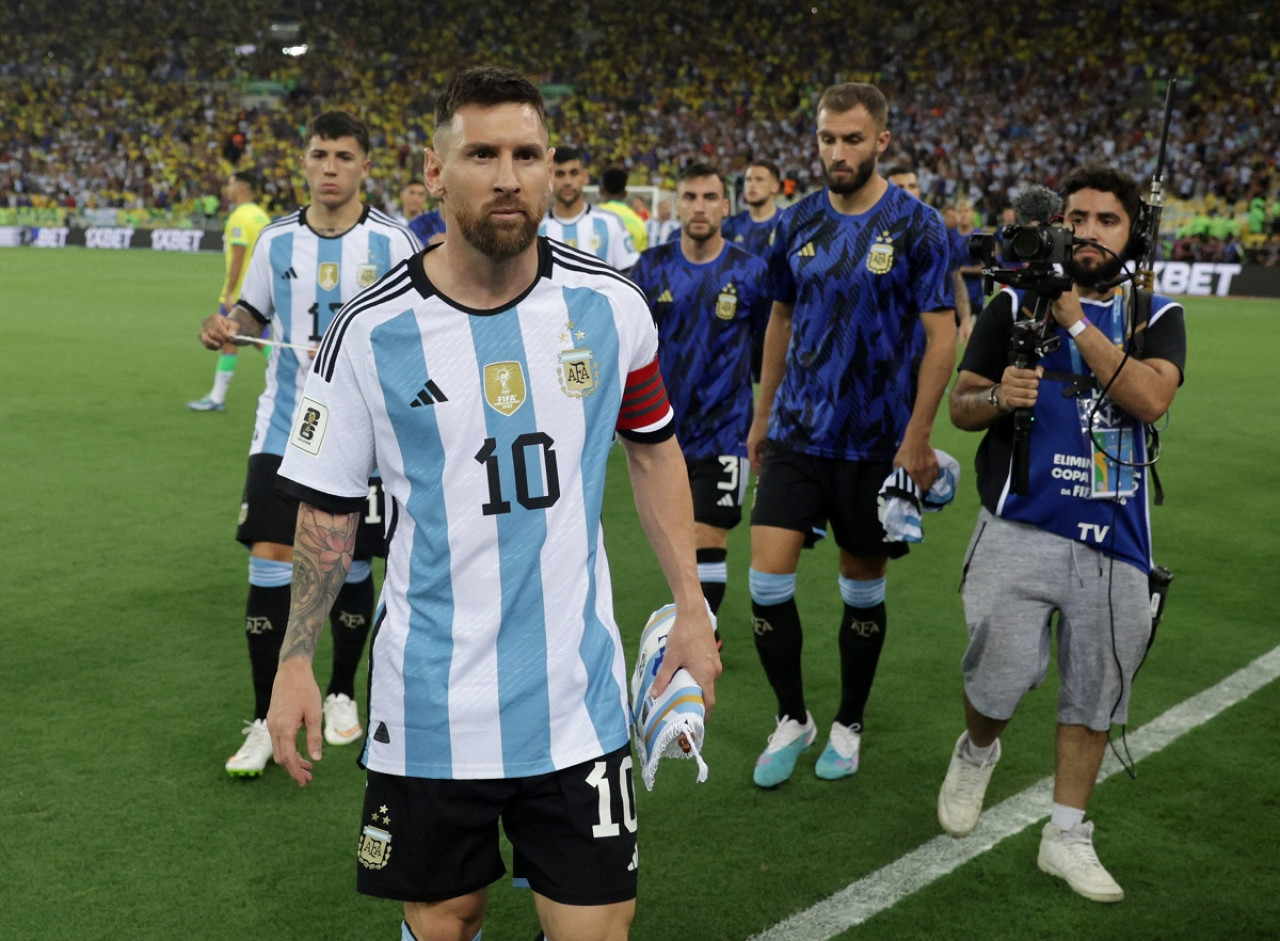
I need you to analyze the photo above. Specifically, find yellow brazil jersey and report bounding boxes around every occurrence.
[221,202,272,305]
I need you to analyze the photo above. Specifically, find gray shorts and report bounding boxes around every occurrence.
[959,509,1153,730]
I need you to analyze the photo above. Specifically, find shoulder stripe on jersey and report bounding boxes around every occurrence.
[366,207,422,247]
[315,263,418,381]
[257,211,302,237]
[548,242,647,304]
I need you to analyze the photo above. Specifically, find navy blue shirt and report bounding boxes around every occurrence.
[408,209,445,244]
[630,241,771,458]
[766,186,952,460]
[722,207,784,259]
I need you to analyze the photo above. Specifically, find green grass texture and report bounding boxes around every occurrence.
[2,247,1277,940]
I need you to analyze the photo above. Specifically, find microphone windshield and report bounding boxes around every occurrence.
[1012,185,1064,226]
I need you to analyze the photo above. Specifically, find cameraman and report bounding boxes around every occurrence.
[935,166,1186,903]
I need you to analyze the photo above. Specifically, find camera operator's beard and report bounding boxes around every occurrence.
[454,195,545,262]
[1066,252,1125,290]
[824,153,876,195]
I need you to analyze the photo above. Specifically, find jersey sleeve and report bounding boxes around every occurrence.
[235,232,276,324]
[1139,298,1187,381]
[912,209,954,314]
[613,289,674,442]
[607,215,640,271]
[277,329,377,514]
[766,208,795,304]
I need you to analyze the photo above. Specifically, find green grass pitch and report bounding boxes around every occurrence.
[2,247,1277,940]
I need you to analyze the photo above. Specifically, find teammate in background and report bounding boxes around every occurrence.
[267,67,719,941]
[953,198,987,327]
[409,205,447,245]
[539,145,639,271]
[722,159,784,258]
[629,162,771,638]
[747,82,955,787]
[937,165,1185,903]
[187,170,271,412]
[645,197,680,248]
[598,166,649,251]
[197,111,420,778]
[397,179,428,225]
[886,164,970,338]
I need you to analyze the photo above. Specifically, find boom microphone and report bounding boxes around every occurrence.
[1012,184,1063,226]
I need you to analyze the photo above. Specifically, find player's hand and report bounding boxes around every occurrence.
[1050,284,1085,330]
[267,658,324,787]
[198,312,240,350]
[894,434,940,495]
[747,416,769,474]
[651,600,722,718]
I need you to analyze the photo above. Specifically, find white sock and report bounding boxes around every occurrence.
[961,733,997,763]
[211,367,235,403]
[1051,802,1086,831]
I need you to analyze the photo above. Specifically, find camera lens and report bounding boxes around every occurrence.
[1010,227,1048,261]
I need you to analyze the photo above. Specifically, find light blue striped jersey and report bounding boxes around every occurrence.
[236,205,420,457]
[539,204,639,271]
[278,238,675,780]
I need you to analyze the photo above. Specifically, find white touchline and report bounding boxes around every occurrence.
[748,645,1280,941]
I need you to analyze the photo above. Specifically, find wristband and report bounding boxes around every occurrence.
[1067,318,1089,339]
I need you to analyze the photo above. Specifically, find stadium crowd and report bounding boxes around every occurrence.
[2,0,1279,254]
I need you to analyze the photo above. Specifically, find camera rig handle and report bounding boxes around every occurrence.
[1009,292,1060,495]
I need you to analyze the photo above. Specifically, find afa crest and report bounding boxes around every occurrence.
[484,362,526,416]
[558,348,599,398]
[357,807,393,871]
[317,262,340,291]
[715,283,738,321]
[866,232,894,275]
[357,263,379,288]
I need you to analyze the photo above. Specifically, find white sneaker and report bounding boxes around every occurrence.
[937,732,1002,836]
[323,693,363,746]
[225,719,272,777]
[1038,820,1124,902]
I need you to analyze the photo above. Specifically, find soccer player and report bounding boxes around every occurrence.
[629,162,770,637]
[747,83,955,787]
[644,197,680,248]
[597,166,649,251]
[887,163,970,335]
[198,111,420,778]
[267,67,719,941]
[187,170,271,412]
[409,206,446,245]
[397,179,428,225]
[721,159,784,259]
[539,145,639,271]
[937,165,1185,902]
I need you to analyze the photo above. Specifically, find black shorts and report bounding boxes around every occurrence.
[750,443,908,559]
[687,455,749,530]
[236,452,388,559]
[356,745,638,906]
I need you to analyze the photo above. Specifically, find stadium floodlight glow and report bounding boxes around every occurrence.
[282,44,309,57]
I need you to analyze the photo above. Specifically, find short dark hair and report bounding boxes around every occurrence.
[600,167,629,197]
[884,164,915,180]
[231,170,261,194]
[434,66,547,144]
[816,82,888,128]
[553,145,582,165]
[304,111,370,155]
[1060,165,1142,233]
[747,159,781,182]
[678,161,726,197]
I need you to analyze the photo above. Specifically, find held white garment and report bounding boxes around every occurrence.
[877,449,960,543]
[630,604,710,791]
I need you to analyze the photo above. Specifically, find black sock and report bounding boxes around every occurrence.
[245,584,290,720]
[751,599,806,721]
[696,547,727,615]
[834,602,887,731]
[327,574,373,698]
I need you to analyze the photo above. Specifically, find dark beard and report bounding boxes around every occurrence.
[454,199,543,261]
[824,154,876,195]
[1065,250,1125,289]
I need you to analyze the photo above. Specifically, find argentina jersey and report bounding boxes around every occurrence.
[630,242,770,458]
[722,208,783,259]
[236,206,420,457]
[278,238,670,780]
[766,186,952,460]
[539,204,639,271]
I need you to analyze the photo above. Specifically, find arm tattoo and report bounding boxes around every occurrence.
[279,504,360,663]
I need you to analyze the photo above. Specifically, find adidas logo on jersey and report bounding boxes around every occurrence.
[656,290,674,303]
[799,242,816,257]
[281,266,298,279]
[409,380,448,408]
[717,493,735,507]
